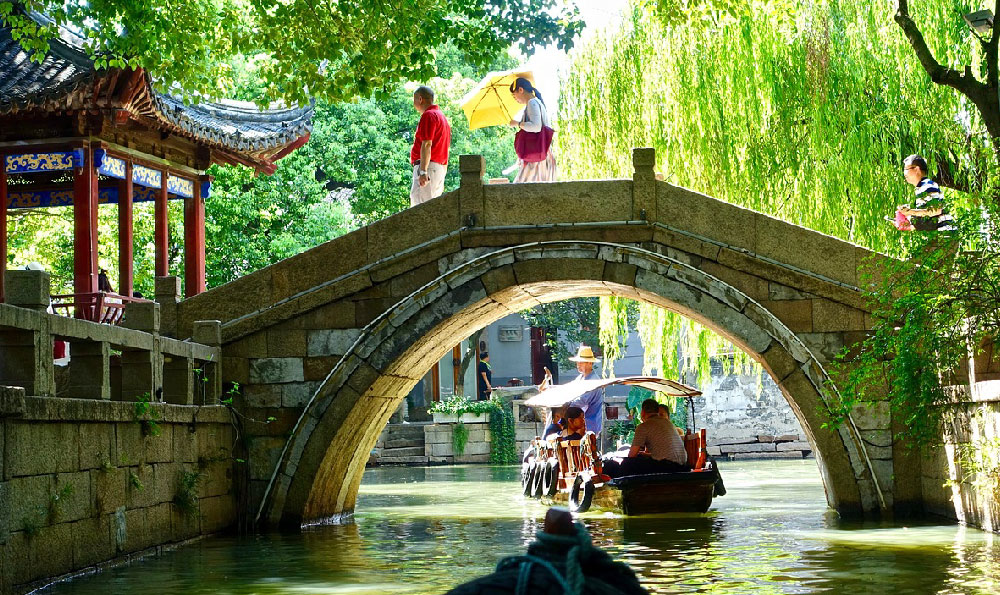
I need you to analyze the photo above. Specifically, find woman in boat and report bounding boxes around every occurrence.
[604,398,688,478]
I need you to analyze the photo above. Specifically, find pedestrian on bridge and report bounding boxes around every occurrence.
[509,77,557,183]
[410,85,451,206]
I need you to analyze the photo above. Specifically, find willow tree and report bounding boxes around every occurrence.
[564,1,999,385]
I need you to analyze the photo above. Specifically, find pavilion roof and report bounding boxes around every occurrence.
[0,14,312,173]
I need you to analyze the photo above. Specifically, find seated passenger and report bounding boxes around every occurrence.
[558,406,587,441]
[603,398,689,478]
[542,407,565,441]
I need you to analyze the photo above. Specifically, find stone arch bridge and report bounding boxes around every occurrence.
[175,149,913,529]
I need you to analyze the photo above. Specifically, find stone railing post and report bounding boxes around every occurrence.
[154,275,181,338]
[65,339,111,399]
[1,269,54,396]
[119,301,161,402]
[632,147,657,222]
[459,154,485,228]
[193,320,223,405]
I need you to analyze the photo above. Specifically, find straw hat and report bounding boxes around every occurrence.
[568,345,600,363]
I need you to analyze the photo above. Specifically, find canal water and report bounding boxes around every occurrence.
[41,460,999,594]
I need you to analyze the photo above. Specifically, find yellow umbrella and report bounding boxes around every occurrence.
[460,69,535,130]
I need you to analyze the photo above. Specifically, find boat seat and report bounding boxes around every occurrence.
[684,429,708,470]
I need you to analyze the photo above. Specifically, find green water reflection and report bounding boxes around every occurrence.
[41,460,999,594]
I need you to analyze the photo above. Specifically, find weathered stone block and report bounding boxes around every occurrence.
[243,384,283,408]
[200,495,235,533]
[307,329,361,357]
[78,423,116,471]
[759,299,813,333]
[266,329,307,357]
[171,502,202,541]
[775,441,813,452]
[658,184,757,252]
[120,301,160,332]
[93,468,127,515]
[6,421,79,477]
[5,269,50,310]
[142,423,174,465]
[719,443,776,453]
[26,521,73,583]
[192,320,222,346]
[282,381,320,408]
[248,436,286,481]
[249,358,304,384]
[851,401,890,431]
[71,514,114,569]
[300,301,357,330]
[812,299,865,333]
[485,181,630,227]
[755,214,858,286]
[6,475,51,537]
[126,464,157,509]
[173,424,198,463]
[199,460,231,498]
[53,471,92,523]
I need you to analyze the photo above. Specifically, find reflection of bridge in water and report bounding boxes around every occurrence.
[174,148,913,528]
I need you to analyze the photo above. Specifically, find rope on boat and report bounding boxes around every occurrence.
[496,522,593,595]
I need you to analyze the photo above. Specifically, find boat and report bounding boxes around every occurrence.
[519,376,724,514]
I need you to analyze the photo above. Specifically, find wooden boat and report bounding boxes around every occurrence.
[520,376,724,515]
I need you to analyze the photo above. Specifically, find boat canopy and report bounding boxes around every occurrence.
[523,376,701,408]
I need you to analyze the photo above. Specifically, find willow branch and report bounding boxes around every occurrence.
[989,0,1000,92]
[894,1,990,102]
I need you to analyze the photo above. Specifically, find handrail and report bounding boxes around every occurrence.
[50,291,151,324]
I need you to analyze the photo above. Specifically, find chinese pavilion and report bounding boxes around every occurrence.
[0,13,312,313]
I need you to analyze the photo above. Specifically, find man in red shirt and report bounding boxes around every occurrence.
[410,85,451,206]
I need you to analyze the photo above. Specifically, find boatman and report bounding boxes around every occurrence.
[567,345,604,437]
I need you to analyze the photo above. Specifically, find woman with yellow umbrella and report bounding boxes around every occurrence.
[460,70,557,182]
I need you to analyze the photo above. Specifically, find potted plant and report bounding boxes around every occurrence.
[428,396,493,423]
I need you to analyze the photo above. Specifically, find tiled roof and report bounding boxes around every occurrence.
[0,13,312,163]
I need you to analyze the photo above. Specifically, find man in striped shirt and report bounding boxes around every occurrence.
[898,155,956,232]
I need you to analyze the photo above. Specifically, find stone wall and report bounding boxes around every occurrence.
[921,382,1000,532]
[0,388,235,594]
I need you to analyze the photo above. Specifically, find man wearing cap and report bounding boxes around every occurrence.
[568,345,604,437]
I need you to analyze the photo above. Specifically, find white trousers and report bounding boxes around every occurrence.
[409,162,447,206]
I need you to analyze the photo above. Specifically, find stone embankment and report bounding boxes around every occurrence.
[708,434,812,459]
[0,387,235,595]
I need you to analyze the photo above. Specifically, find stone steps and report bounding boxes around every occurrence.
[380,446,425,458]
[379,455,430,465]
[384,438,423,449]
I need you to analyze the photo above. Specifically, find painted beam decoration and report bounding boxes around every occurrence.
[6,186,165,209]
[167,174,194,198]
[95,150,128,179]
[4,150,84,173]
[132,164,162,189]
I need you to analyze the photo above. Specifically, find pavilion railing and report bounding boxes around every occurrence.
[0,270,222,404]
[50,291,151,324]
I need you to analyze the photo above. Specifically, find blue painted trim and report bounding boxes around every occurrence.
[4,149,84,174]
[94,149,128,180]
[200,181,211,199]
[6,185,186,209]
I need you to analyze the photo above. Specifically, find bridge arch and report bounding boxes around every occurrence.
[256,241,885,528]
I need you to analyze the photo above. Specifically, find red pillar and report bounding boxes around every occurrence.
[73,145,99,314]
[154,169,168,277]
[118,162,134,297]
[183,178,206,297]
[0,161,7,303]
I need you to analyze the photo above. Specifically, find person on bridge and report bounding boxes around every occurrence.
[567,345,604,437]
[508,77,557,183]
[603,398,688,478]
[410,85,451,206]
[897,155,956,233]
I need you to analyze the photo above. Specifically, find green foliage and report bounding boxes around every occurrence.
[605,419,636,447]
[173,470,202,516]
[133,393,161,437]
[451,422,469,456]
[488,403,518,465]
[598,296,632,377]
[428,395,495,416]
[128,469,144,491]
[522,298,637,370]
[3,1,582,105]
[828,212,1000,447]
[565,1,999,388]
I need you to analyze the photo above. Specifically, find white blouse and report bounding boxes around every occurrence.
[520,97,550,133]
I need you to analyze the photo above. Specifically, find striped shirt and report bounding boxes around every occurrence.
[631,417,688,465]
[913,177,956,232]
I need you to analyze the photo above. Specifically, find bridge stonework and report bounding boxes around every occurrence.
[177,149,915,528]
